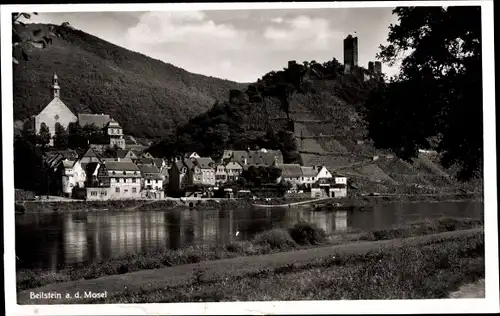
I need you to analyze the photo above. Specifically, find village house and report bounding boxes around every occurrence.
[276,163,304,188]
[106,119,126,149]
[79,148,102,165]
[31,74,78,146]
[330,173,348,197]
[137,164,164,199]
[222,148,284,167]
[215,164,228,185]
[168,159,190,194]
[77,161,142,200]
[225,161,243,182]
[300,166,318,187]
[194,157,216,186]
[316,165,333,180]
[57,159,86,197]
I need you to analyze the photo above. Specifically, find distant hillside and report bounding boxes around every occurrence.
[13,23,246,138]
[151,58,481,195]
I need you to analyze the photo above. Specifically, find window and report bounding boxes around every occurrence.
[123,171,126,175]
[132,178,136,183]
[100,191,105,195]
[132,188,137,193]
[91,191,97,196]
[112,171,116,175]
[312,177,315,180]
[296,177,299,180]
[115,187,120,193]
[155,180,158,184]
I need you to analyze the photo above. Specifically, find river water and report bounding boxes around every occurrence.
[15,200,483,271]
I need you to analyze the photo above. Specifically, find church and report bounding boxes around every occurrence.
[32,73,77,144]
[31,73,126,150]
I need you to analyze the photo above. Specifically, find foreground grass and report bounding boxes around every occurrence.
[17,217,482,292]
[94,233,484,302]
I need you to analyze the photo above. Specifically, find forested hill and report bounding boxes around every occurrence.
[13,23,246,138]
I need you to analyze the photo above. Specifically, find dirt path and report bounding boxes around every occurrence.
[449,279,485,298]
[18,228,482,305]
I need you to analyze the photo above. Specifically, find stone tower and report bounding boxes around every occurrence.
[52,73,60,99]
[343,34,358,70]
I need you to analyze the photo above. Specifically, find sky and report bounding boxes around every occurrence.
[26,8,400,83]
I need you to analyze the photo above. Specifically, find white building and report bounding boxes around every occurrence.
[59,159,86,197]
[316,166,333,180]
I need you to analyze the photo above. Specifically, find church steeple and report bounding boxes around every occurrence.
[52,73,60,99]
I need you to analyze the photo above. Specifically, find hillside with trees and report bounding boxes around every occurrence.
[150,6,483,194]
[13,22,246,138]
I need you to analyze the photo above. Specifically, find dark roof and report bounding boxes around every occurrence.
[82,148,101,158]
[104,161,140,171]
[184,158,195,171]
[279,164,303,178]
[116,149,132,159]
[78,114,111,129]
[138,158,155,165]
[225,161,243,169]
[85,162,100,176]
[143,174,164,180]
[46,149,79,160]
[127,144,147,151]
[153,158,164,169]
[137,164,160,174]
[194,157,215,169]
[105,119,121,128]
[229,149,283,166]
[301,166,318,177]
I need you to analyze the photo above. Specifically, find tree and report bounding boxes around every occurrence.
[363,6,482,180]
[12,12,63,65]
[53,123,68,148]
[14,134,51,193]
[37,123,51,148]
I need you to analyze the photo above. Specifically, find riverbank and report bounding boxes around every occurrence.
[17,217,483,293]
[18,227,484,304]
[16,192,482,213]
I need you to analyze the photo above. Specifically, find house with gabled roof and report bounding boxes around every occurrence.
[94,161,142,200]
[56,159,86,197]
[138,164,164,199]
[80,147,102,166]
[225,161,243,182]
[194,157,216,186]
[300,166,319,187]
[276,163,303,188]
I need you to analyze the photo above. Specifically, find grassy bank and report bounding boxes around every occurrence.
[17,217,482,292]
[19,200,179,213]
[94,232,484,302]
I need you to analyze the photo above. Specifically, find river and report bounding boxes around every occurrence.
[15,200,483,271]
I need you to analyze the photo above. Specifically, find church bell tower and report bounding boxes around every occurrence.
[52,73,60,99]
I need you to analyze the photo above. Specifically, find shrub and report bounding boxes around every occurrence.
[252,228,297,250]
[289,221,327,245]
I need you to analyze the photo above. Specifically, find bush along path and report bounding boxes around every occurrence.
[18,227,483,304]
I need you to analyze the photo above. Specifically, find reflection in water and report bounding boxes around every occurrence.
[15,201,483,271]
